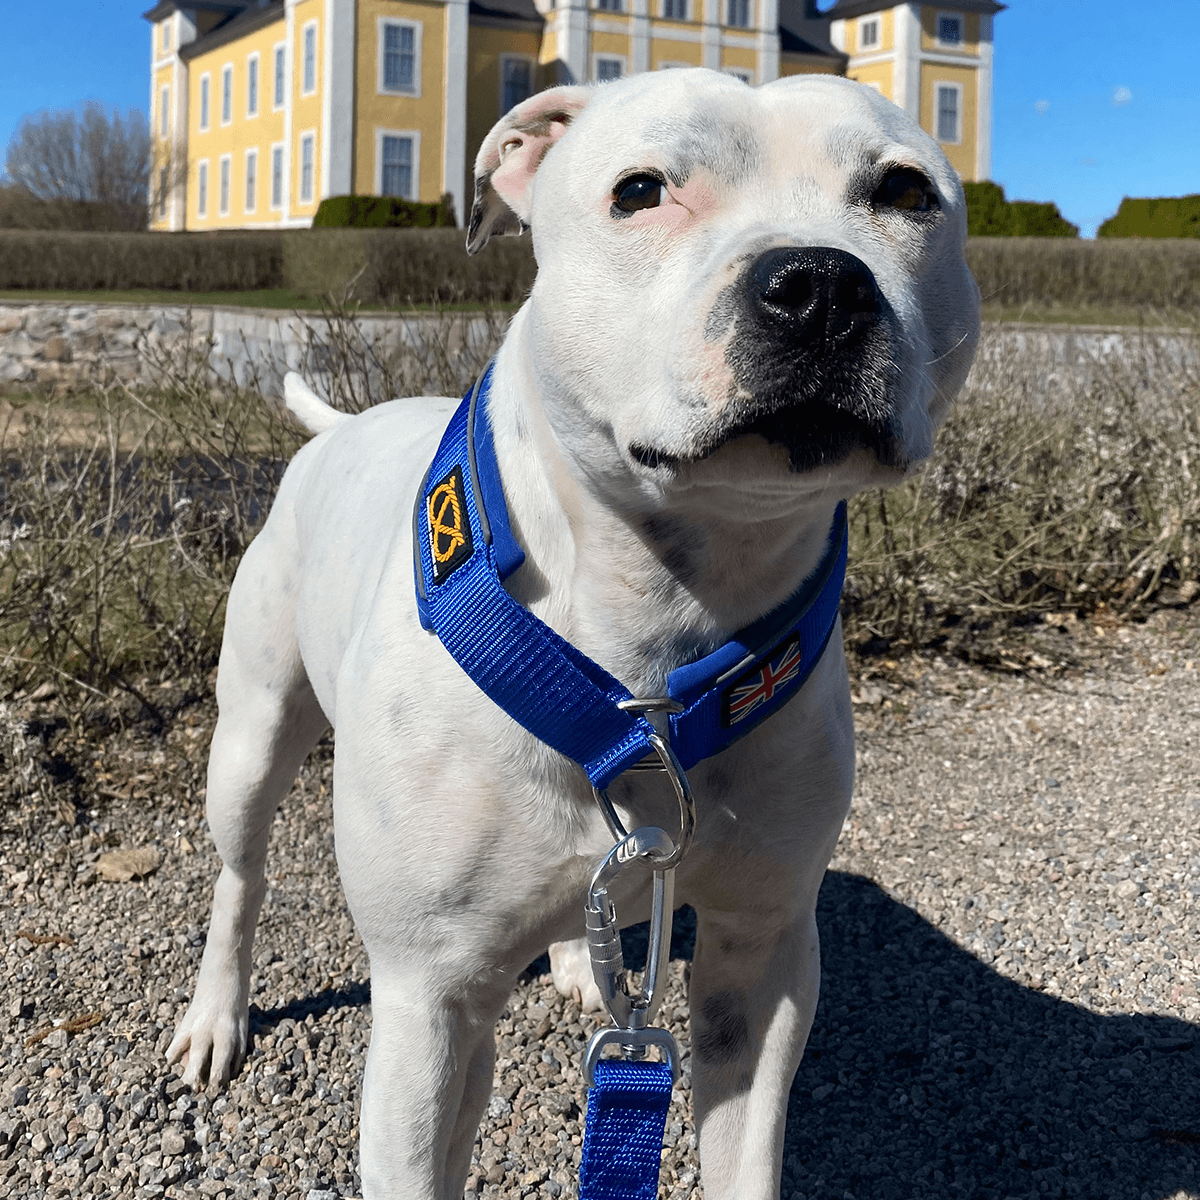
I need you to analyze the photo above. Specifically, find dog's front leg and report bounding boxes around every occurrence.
[688,906,822,1199]
[357,960,502,1200]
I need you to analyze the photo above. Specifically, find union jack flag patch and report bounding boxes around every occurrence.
[722,635,806,727]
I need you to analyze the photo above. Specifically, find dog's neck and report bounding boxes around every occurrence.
[485,322,844,696]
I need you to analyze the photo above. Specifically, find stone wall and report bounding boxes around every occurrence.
[0,301,505,400]
[1,299,1194,402]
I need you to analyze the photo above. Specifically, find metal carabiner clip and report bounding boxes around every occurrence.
[583,826,681,1078]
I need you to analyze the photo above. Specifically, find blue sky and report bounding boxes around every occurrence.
[1,1,1196,237]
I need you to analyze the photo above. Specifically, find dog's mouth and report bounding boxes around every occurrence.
[631,245,907,476]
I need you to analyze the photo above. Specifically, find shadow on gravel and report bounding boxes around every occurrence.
[780,871,1200,1200]
[248,979,371,1035]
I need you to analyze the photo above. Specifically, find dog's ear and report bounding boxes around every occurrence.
[467,86,592,256]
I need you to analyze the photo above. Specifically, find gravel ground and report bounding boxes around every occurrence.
[1,611,1198,1200]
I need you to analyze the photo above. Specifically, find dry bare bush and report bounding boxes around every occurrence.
[845,322,1200,654]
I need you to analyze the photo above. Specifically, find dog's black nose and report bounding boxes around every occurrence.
[748,247,883,347]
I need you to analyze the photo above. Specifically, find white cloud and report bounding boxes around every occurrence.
[1035,99,1050,116]
[1112,86,1132,106]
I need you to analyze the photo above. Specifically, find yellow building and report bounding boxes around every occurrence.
[826,0,1002,181]
[144,0,999,231]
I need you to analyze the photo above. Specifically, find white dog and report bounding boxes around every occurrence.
[167,69,979,1199]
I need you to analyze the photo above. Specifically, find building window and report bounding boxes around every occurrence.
[219,155,231,215]
[160,86,169,138]
[158,167,168,218]
[859,17,879,49]
[299,132,315,202]
[197,160,208,217]
[303,22,317,95]
[663,0,687,18]
[936,13,962,46]
[936,83,961,142]
[595,58,623,82]
[274,45,285,107]
[247,55,259,116]
[500,57,532,114]
[199,75,210,130]
[380,21,418,94]
[162,21,171,53]
[271,145,284,208]
[221,65,233,124]
[726,0,750,27]
[380,135,414,198]
[245,149,258,213]
[596,0,622,10]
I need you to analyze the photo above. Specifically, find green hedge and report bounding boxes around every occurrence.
[1098,196,1200,239]
[964,237,1200,311]
[0,230,284,291]
[964,181,1078,238]
[3,228,1199,312]
[312,193,457,229]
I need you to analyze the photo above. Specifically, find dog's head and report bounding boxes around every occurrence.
[470,70,979,514]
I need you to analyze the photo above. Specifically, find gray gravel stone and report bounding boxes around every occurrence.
[1,616,1198,1199]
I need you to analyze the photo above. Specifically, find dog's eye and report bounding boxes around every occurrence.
[873,168,939,214]
[613,174,666,215]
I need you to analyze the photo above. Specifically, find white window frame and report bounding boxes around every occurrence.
[221,63,233,126]
[934,81,962,144]
[160,85,170,138]
[197,159,209,218]
[662,0,687,20]
[199,73,211,131]
[246,52,260,117]
[270,142,285,210]
[374,127,421,200]
[244,148,258,213]
[498,54,535,115]
[858,16,880,50]
[935,11,963,48]
[594,55,625,82]
[376,17,422,97]
[725,0,751,28]
[302,20,318,96]
[273,42,286,109]
[218,153,232,216]
[298,130,316,203]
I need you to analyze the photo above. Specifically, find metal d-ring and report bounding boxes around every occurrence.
[592,718,695,871]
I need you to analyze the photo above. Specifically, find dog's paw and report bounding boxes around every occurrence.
[548,938,605,1013]
[166,993,248,1090]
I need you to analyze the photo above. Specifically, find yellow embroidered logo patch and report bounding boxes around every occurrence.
[427,465,473,582]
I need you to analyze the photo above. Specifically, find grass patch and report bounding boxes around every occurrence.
[979,303,1192,329]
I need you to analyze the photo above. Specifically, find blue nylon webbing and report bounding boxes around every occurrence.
[579,1061,674,1200]
[412,362,848,788]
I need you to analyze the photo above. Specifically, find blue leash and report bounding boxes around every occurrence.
[413,362,848,1199]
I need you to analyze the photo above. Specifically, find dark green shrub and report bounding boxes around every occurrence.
[312,193,457,229]
[1098,196,1200,239]
[964,181,1078,238]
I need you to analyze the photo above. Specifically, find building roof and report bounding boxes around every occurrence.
[175,0,285,62]
[822,0,1004,17]
[468,0,543,27]
[778,0,847,59]
[141,0,246,22]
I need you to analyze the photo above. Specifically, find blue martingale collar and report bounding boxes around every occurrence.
[413,362,848,789]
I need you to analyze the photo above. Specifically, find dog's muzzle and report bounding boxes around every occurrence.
[701,245,903,473]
